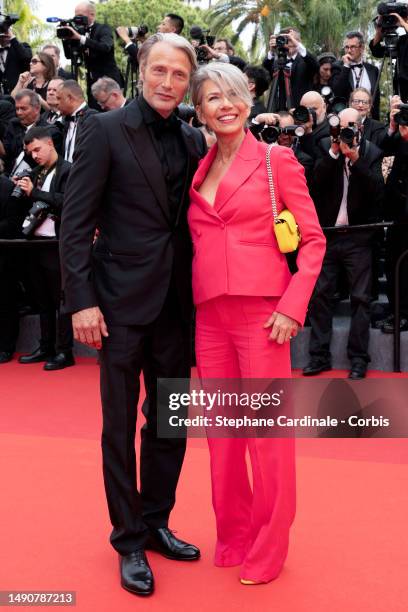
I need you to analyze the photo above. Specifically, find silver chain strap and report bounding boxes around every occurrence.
[266,145,280,224]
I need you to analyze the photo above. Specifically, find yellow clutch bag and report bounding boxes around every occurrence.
[266,145,301,254]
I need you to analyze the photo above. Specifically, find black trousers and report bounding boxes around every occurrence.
[0,253,20,352]
[99,282,191,555]
[308,231,373,364]
[385,224,408,318]
[29,243,73,353]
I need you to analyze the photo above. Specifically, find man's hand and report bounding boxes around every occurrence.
[254,112,280,125]
[342,52,352,67]
[330,139,341,156]
[17,176,34,196]
[390,13,408,33]
[389,94,402,132]
[63,26,81,42]
[264,311,299,344]
[269,35,277,51]
[116,26,131,45]
[72,306,109,349]
[340,141,359,162]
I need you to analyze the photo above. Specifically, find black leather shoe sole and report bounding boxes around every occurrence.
[302,363,332,376]
[120,581,154,597]
[145,539,200,561]
[43,359,75,371]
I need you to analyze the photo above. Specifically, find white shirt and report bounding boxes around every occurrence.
[32,168,57,237]
[64,101,87,162]
[348,63,372,93]
[329,149,358,226]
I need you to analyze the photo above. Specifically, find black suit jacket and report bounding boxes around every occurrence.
[29,157,72,237]
[331,61,380,119]
[263,51,319,107]
[63,23,123,86]
[310,138,384,227]
[380,132,408,221]
[60,100,207,325]
[62,106,98,159]
[0,38,32,94]
[362,117,387,147]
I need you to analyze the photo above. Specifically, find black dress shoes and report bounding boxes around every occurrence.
[43,352,75,371]
[119,550,154,596]
[348,361,367,380]
[19,347,55,364]
[146,527,200,561]
[0,351,13,364]
[302,359,332,376]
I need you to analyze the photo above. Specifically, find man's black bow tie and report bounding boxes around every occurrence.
[151,114,181,136]
[0,46,10,52]
[65,114,77,122]
[350,63,363,69]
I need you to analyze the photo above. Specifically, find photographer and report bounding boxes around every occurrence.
[373,96,408,332]
[304,108,384,379]
[60,1,123,109]
[116,14,183,68]
[244,65,270,119]
[0,22,32,95]
[332,31,380,119]
[262,28,318,108]
[370,6,408,102]
[296,91,330,161]
[16,126,74,370]
[350,86,387,146]
[211,39,246,71]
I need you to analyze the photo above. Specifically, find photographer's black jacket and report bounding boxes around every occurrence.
[262,51,319,107]
[370,35,408,102]
[0,37,32,94]
[380,131,408,221]
[63,22,122,86]
[310,138,384,227]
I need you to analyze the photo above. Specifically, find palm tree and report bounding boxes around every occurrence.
[208,0,379,59]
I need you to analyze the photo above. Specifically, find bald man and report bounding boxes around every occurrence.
[304,107,384,380]
[61,1,123,109]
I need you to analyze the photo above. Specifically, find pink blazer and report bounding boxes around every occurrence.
[188,130,326,325]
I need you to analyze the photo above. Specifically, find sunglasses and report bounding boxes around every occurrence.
[30,58,44,65]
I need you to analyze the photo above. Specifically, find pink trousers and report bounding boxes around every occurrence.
[195,295,296,583]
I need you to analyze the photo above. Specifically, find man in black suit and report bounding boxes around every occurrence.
[297,90,330,161]
[304,108,384,380]
[331,31,380,120]
[56,80,98,162]
[60,33,206,596]
[14,126,74,370]
[263,28,318,109]
[61,1,123,109]
[370,12,408,102]
[0,26,32,94]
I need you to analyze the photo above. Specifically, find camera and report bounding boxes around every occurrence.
[0,13,19,35]
[56,15,89,39]
[116,24,148,41]
[328,114,360,145]
[292,105,310,124]
[11,169,33,199]
[190,26,216,64]
[321,86,347,114]
[377,2,408,30]
[394,103,408,125]
[21,201,51,238]
[249,119,304,144]
[276,35,289,47]
[177,103,203,128]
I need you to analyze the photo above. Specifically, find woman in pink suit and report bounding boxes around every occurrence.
[188,63,326,584]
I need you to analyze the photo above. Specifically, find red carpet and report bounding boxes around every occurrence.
[1,358,408,611]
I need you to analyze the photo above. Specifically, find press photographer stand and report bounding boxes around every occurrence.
[123,57,139,99]
[372,37,401,103]
[266,62,293,112]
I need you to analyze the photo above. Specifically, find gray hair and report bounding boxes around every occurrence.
[191,62,252,109]
[59,79,85,100]
[137,32,197,73]
[42,43,61,58]
[349,86,372,105]
[91,76,121,97]
[15,89,41,108]
[75,1,96,14]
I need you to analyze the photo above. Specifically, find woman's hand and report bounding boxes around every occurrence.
[264,311,299,344]
[18,72,32,86]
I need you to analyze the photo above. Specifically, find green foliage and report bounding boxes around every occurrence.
[4,0,52,47]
